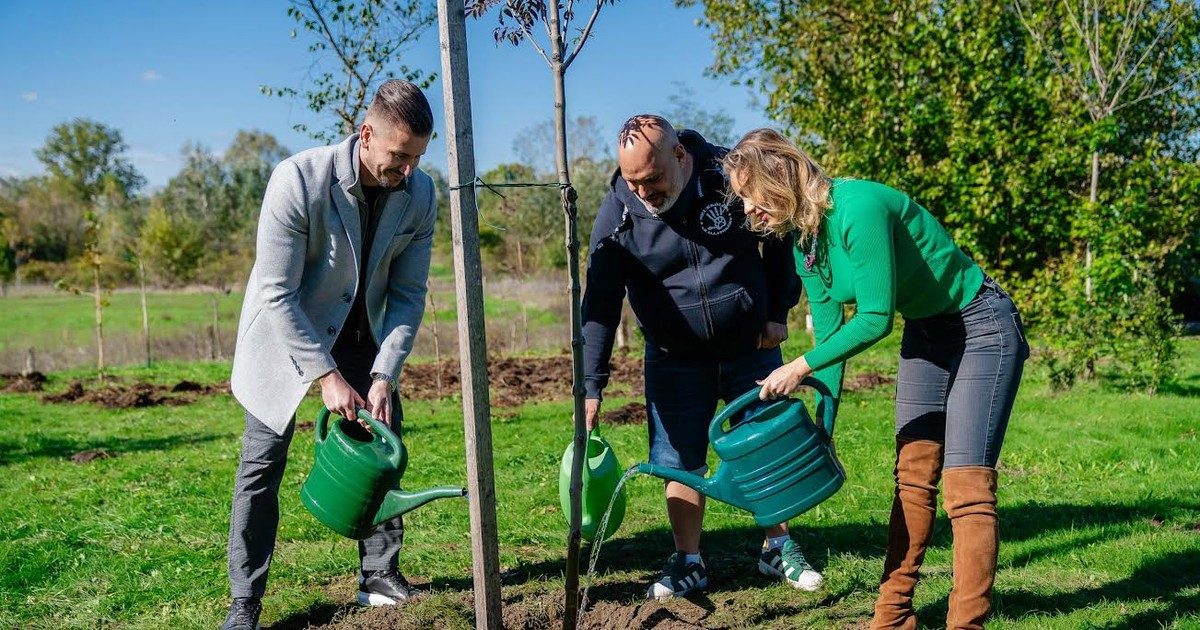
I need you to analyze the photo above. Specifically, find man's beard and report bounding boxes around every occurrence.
[640,187,682,215]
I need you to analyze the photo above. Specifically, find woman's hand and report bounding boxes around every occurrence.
[757,357,813,400]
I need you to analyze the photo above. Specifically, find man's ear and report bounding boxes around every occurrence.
[360,122,372,147]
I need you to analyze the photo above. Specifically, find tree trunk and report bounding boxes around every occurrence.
[1086,149,1099,302]
[1085,149,1100,380]
[93,263,105,376]
[548,3,586,626]
[210,292,223,360]
[139,258,151,367]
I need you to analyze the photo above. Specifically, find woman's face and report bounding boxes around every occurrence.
[730,169,784,231]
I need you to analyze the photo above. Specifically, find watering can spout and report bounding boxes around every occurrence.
[634,463,738,509]
[374,486,467,527]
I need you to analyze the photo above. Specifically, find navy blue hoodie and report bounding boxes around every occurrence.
[581,130,801,399]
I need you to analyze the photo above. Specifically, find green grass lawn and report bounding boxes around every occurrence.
[0,291,245,353]
[0,288,558,365]
[1,336,1197,628]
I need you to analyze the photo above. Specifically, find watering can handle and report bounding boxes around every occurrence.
[709,378,837,443]
[802,376,837,439]
[314,406,404,469]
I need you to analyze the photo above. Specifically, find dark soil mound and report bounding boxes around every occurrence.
[0,371,48,393]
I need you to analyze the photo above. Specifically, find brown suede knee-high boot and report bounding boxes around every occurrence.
[943,466,999,630]
[870,438,944,630]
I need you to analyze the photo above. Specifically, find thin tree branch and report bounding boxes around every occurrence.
[304,0,371,90]
[564,0,605,69]
[516,10,553,66]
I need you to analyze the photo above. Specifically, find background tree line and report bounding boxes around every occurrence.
[683,0,1200,392]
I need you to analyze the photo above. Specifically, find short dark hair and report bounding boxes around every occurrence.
[367,80,434,137]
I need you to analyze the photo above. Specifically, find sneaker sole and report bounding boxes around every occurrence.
[757,559,822,592]
[647,576,708,600]
[357,591,400,607]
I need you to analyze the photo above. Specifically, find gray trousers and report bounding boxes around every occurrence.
[227,359,404,599]
[895,277,1029,469]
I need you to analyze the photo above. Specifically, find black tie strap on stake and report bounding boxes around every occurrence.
[448,177,575,232]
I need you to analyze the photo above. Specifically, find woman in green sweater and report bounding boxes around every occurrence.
[723,129,1028,630]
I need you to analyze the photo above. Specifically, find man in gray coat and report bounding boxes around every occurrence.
[221,80,437,630]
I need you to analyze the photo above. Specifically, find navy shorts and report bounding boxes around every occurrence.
[644,345,784,473]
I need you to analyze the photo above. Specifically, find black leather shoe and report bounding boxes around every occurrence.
[357,570,421,606]
[219,597,261,630]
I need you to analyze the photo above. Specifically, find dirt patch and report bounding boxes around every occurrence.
[401,355,644,408]
[605,402,647,425]
[0,371,47,393]
[70,448,114,464]
[843,372,895,392]
[296,587,720,630]
[42,379,230,409]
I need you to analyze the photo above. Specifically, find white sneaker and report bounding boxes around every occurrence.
[759,540,823,591]
[647,552,708,600]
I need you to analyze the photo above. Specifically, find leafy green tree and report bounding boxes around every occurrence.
[1016,0,1200,301]
[34,118,145,203]
[684,0,1200,391]
[263,0,437,143]
[224,130,290,248]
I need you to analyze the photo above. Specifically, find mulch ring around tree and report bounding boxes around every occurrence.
[0,371,48,393]
[41,379,230,409]
[270,575,723,630]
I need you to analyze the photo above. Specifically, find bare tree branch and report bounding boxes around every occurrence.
[564,0,606,69]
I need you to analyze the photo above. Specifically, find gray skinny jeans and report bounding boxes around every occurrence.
[895,277,1029,468]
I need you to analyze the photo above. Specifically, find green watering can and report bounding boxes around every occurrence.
[559,426,627,542]
[637,378,844,527]
[300,407,466,540]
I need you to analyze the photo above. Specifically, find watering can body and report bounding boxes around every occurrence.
[637,378,844,527]
[300,408,466,540]
[559,427,627,541]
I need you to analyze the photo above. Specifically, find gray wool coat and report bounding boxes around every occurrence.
[230,134,435,435]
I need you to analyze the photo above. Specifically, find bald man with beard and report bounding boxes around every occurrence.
[580,115,822,599]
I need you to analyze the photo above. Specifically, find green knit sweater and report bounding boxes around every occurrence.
[799,179,984,401]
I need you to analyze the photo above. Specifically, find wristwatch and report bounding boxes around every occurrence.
[370,372,397,392]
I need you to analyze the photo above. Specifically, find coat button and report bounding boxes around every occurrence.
[342,292,352,303]
[327,326,336,335]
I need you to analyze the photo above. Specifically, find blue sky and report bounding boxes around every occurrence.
[0,1,773,189]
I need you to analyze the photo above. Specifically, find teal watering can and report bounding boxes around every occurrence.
[558,426,627,542]
[300,407,466,540]
[637,378,844,527]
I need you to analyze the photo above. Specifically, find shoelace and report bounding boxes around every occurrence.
[780,541,813,571]
[231,600,261,624]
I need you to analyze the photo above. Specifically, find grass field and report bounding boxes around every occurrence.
[0,332,1197,628]
[0,280,564,372]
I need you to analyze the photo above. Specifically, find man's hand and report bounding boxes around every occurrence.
[758,321,789,349]
[319,369,366,427]
[757,357,813,400]
[366,379,393,426]
[585,398,601,431]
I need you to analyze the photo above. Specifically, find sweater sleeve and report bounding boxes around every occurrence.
[581,193,627,400]
[802,200,897,371]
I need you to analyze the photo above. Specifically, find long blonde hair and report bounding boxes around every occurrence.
[723,128,832,244]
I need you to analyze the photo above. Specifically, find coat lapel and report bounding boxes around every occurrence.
[332,135,362,281]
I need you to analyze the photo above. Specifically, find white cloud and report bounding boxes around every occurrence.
[20,91,37,102]
[141,70,162,82]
